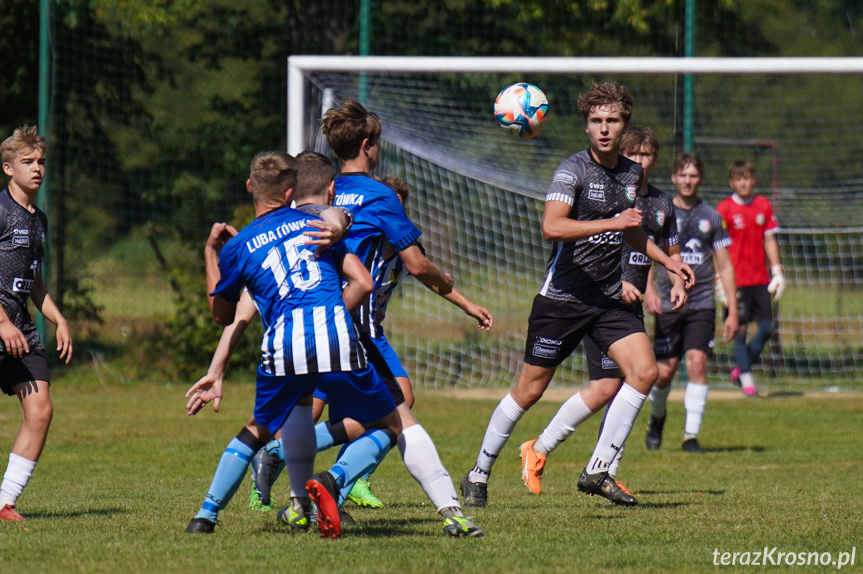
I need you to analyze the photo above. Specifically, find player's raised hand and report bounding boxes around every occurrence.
[464,303,494,331]
[620,280,643,305]
[0,319,28,358]
[185,373,224,416]
[205,222,238,254]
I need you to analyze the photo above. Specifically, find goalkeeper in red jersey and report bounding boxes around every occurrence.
[716,161,785,397]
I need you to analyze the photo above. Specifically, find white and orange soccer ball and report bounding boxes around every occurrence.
[493,83,549,139]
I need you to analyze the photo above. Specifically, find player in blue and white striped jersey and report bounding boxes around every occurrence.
[185,151,401,537]
[318,101,485,537]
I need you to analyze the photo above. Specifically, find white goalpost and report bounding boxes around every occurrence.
[287,56,863,391]
[287,56,863,155]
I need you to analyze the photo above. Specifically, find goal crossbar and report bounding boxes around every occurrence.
[286,56,863,154]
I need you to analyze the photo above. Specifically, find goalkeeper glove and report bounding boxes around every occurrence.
[714,274,728,308]
[767,265,786,301]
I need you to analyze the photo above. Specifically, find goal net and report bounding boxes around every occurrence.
[288,56,863,391]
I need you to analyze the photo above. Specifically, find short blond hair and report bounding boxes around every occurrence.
[1,125,46,164]
[249,151,297,202]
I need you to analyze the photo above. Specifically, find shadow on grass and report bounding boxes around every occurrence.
[638,489,725,496]
[261,516,439,538]
[704,445,766,453]
[763,391,804,398]
[28,508,126,519]
[636,501,694,509]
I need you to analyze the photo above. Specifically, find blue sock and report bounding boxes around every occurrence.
[328,429,395,495]
[195,436,259,522]
[316,423,335,452]
[265,438,284,461]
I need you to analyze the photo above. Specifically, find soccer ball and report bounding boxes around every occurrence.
[493,83,549,139]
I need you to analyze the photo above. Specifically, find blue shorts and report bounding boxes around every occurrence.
[315,334,408,407]
[260,364,396,434]
[371,333,408,379]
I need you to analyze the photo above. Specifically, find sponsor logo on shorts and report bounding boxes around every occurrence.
[601,357,617,370]
[13,277,33,293]
[537,337,562,346]
[533,344,560,359]
[654,337,671,355]
[628,251,651,266]
[708,338,715,348]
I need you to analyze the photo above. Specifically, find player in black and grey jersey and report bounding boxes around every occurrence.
[644,152,738,454]
[462,83,694,509]
[0,126,72,522]
[518,127,683,501]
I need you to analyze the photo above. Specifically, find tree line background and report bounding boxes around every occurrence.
[1,0,862,382]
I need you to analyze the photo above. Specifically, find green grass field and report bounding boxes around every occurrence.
[1,380,861,573]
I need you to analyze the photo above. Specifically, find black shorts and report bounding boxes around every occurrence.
[523,295,645,368]
[653,307,716,360]
[0,349,50,396]
[583,336,622,380]
[733,285,773,324]
[360,333,405,407]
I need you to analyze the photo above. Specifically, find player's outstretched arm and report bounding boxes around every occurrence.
[543,201,642,242]
[338,253,374,312]
[399,243,453,296]
[30,272,72,363]
[714,247,739,341]
[185,291,257,415]
[439,288,494,331]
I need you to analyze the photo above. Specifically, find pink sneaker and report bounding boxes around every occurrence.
[742,386,758,397]
[730,368,741,388]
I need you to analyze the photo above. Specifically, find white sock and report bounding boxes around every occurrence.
[398,424,460,512]
[280,404,316,498]
[649,384,672,419]
[0,453,37,507]
[608,442,624,477]
[468,393,525,483]
[739,371,756,390]
[586,384,646,475]
[683,382,709,437]
[535,392,594,456]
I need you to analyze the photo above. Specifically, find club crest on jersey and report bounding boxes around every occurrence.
[699,219,711,233]
[756,213,766,225]
[625,185,637,203]
[656,210,666,226]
